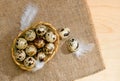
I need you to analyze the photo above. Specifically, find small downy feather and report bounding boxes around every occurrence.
[74,42,94,57]
[20,4,38,30]
[32,60,45,72]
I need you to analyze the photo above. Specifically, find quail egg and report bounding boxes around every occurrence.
[44,43,55,54]
[16,38,28,49]
[59,28,70,39]
[67,38,79,52]
[36,25,47,36]
[45,31,56,42]
[25,30,36,41]
[34,38,45,48]
[36,52,46,62]
[24,57,36,68]
[15,50,26,61]
[25,45,37,56]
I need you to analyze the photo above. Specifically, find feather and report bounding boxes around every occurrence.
[32,60,45,72]
[74,42,94,57]
[20,4,38,30]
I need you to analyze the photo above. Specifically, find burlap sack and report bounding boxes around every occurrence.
[0,0,105,81]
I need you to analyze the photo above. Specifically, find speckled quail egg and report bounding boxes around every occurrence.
[34,38,45,48]
[44,43,55,54]
[16,38,28,49]
[67,38,79,52]
[15,50,26,61]
[36,52,46,62]
[24,57,36,68]
[25,45,37,56]
[59,28,70,39]
[25,30,36,41]
[36,25,47,36]
[45,31,56,42]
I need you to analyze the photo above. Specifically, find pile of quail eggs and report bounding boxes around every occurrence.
[14,24,58,69]
[13,22,81,70]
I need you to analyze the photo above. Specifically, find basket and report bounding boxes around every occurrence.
[11,22,60,71]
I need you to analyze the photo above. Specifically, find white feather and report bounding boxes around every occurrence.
[20,4,38,30]
[74,42,94,57]
[32,60,45,72]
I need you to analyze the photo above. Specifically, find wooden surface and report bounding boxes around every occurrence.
[76,0,120,81]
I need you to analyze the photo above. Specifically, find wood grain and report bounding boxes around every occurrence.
[76,0,120,81]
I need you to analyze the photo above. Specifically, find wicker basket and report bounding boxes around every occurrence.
[11,22,60,71]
